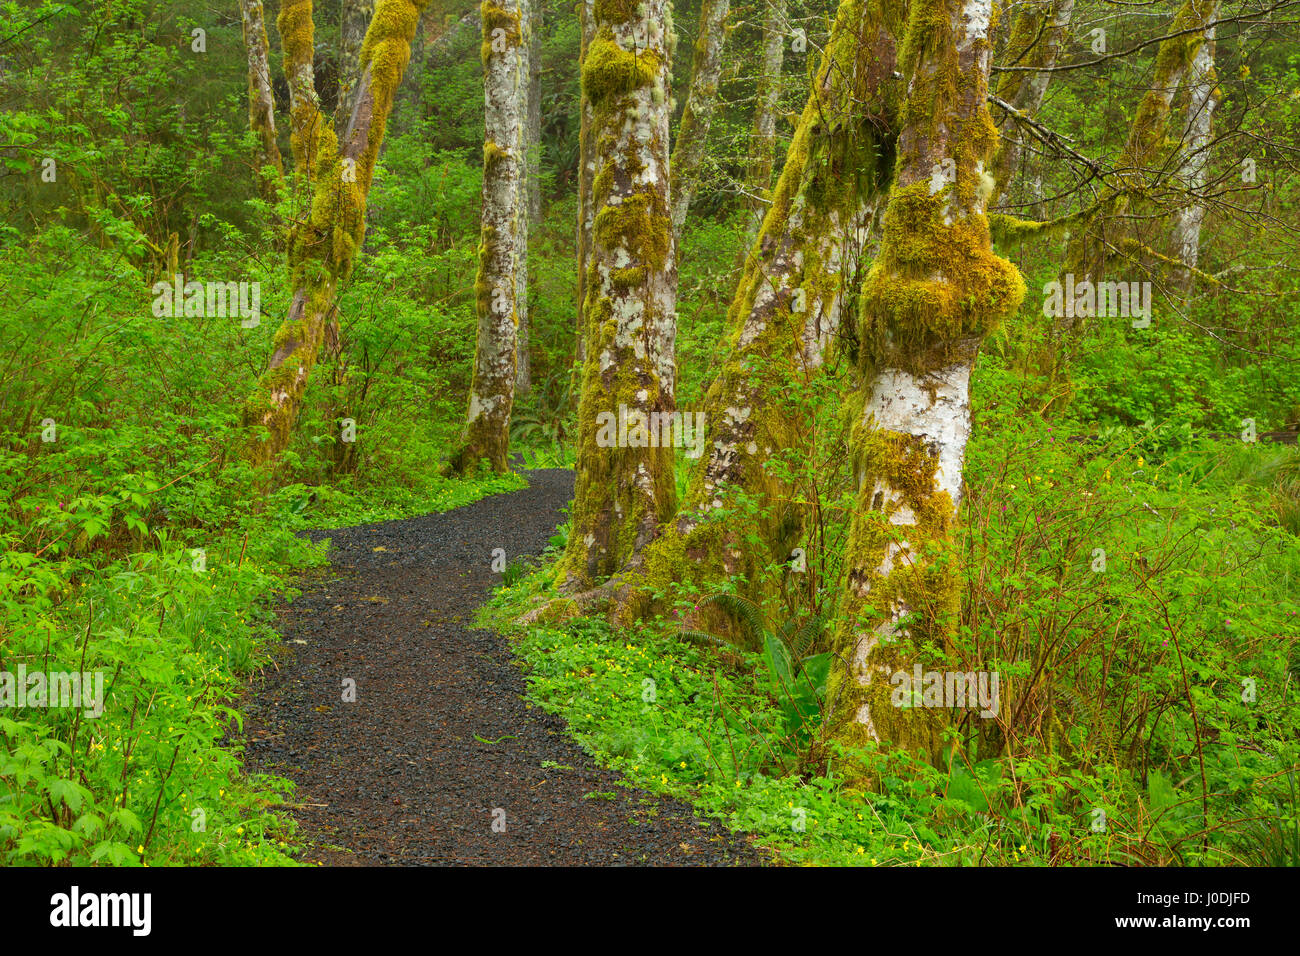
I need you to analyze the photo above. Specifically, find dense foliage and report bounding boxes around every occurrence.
[2,0,1296,865]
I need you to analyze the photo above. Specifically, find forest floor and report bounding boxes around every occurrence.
[242,468,760,865]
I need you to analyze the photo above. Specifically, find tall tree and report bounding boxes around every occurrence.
[555,0,678,590]
[241,0,431,467]
[238,0,284,202]
[537,0,909,625]
[337,0,376,129]
[635,0,908,622]
[525,0,543,224]
[447,0,531,474]
[987,0,1075,210]
[1171,18,1218,290]
[516,0,536,399]
[573,0,597,370]
[745,0,787,227]
[278,0,325,183]
[669,0,731,235]
[1062,0,1221,291]
[826,0,1025,756]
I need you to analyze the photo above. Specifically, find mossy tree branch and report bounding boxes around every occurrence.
[669,0,731,236]
[241,0,430,469]
[238,0,284,203]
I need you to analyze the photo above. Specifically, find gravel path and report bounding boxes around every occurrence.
[242,469,759,865]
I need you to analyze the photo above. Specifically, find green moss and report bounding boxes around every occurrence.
[592,193,671,272]
[609,265,647,288]
[858,183,1025,374]
[582,31,662,106]
[244,0,429,469]
[480,1,523,62]
[824,420,963,768]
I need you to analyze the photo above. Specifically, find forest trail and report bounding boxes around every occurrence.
[242,469,758,866]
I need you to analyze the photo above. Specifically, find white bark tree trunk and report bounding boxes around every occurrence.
[515,0,533,398]
[593,0,908,629]
[669,0,731,235]
[1172,21,1217,290]
[558,0,679,588]
[830,0,1026,756]
[239,0,283,201]
[1063,0,1219,289]
[573,0,597,369]
[448,0,529,473]
[745,0,787,228]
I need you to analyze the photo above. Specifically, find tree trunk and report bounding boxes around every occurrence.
[526,0,543,224]
[827,0,1026,759]
[1171,20,1217,291]
[277,0,325,182]
[572,0,596,370]
[1063,0,1220,290]
[238,0,283,202]
[669,0,731,236]
[745,0,787,227]
[598,0,907,628]
[337,0,375,130]
[516,0,535,399]
[241,0,430,468]
[988,0,1075,210]
[555,0,679,590]
[447,0,530,474]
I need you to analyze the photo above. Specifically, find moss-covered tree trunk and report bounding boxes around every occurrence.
[669,0,731,235]
[595,0,908,627]
[1062,0,1220,290]
[573,0,597,370]
[241,0,430,468]
[1171,18,1217,291]
[239,0,283,202]
[988,0,1074,210]
[447,0,530,474]
[526,0,543,223]
[337,0,376,129]
[745,0,787,228]
[826,0,1025,759]
[555,0,679,590]
[516,0,534,399]
[278,0,325,182]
